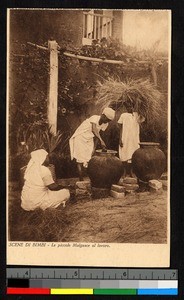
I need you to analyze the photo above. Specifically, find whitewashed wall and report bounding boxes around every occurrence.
[122,10,170,52]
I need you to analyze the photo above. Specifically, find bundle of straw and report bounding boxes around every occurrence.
[96,77,167,136]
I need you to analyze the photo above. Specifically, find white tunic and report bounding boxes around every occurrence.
[69,115,108,165]
[21,165,70,211]
[118,112,140,162]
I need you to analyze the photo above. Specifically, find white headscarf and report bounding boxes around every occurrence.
[25,149,48,176]
[102,107,115,120]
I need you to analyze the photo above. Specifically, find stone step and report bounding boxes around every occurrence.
[123,183,139,191]
[123,177,138,184]
[111,184,126,193]
[148,180,162,190]
[110,190,125,199]
[76,180,91,190]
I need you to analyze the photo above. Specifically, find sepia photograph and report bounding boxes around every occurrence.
[7,9,171,267]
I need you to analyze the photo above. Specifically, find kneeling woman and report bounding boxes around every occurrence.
[21,149,70,211]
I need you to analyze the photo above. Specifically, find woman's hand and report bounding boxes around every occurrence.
[47,183,64,191]
[101,140,106,149]
[92,123,107,150]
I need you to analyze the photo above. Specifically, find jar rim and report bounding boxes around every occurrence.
[96,149,118,154]
[95,149,118,157]
[139,142,160,146]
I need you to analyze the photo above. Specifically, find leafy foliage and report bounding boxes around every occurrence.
[9,37,168,178]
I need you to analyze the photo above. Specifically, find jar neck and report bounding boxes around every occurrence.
[139,142,160,148]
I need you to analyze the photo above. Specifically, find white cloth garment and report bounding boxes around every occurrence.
[69,115,108,165]
[21,149,70,211]
[118,112,140,162]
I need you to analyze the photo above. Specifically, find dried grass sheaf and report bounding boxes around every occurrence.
[96,77,168,135]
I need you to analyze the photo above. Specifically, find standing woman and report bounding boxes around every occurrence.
[21,149,70,211]
[118,100,145,177]
[69,107,115,181]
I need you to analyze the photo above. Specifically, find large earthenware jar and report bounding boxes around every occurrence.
[88,150,122,189]
[132,142,166,182]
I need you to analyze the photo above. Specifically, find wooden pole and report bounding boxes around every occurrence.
[27,41,167,66]
[48,40,58,135]
[27,41,48,51]
[63,51,127,65]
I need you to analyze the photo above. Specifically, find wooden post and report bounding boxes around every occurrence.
[48,40,58,135]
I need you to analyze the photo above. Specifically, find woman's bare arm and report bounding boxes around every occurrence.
[92,123,106,148]
[119,124,123,147]
[47,183,64,191]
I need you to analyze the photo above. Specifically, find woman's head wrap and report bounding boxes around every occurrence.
[25,149,48,176]
[31,149,48,165]
[102,107,115,120]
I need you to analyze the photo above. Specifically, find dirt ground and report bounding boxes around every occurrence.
[8,179,168,244]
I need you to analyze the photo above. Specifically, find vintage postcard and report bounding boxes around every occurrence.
[7,9,171,267]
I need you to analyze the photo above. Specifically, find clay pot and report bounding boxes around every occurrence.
[87,149,122,189]
[132,142,166,182]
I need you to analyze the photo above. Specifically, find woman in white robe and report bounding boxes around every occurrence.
[21,149,70,211]
[118,101,145,177]
[69,107,115,180]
